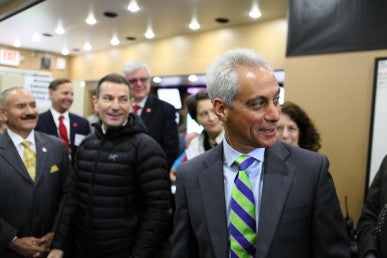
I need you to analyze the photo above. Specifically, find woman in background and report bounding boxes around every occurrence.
[170,89,224,182]
[276,101,321,152]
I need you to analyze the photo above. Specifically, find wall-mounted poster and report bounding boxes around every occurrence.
[367,57,387,191]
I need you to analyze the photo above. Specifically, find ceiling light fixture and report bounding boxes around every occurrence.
[83,42,92,51]
[32,33,40,41]
[145,26,155,39]
[110,35,120,46]
[13,39,21,47]
[55,22,65,34]
[127,0,140,13]
[249,2,262,19]
[61,48,69,55]
[188,74,198,82]
[86,13,97,25]
[189,16,200,30]
[153,77,162,83]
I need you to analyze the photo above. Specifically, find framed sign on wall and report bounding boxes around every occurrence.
[366,57,387,191]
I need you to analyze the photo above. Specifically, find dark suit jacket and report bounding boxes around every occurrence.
[0,130,72,258]
[35,110,91,161]
[357,155,387,258]
[140,96,179,168]
[172,141,350,258]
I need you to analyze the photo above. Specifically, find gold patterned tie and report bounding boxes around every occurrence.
[21,140,36,182]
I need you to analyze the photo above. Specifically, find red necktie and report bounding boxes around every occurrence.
[133,105,141,115]
[59,115,70,153]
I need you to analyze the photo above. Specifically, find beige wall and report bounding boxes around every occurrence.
[284,51,387,220]
[1,17,383,221]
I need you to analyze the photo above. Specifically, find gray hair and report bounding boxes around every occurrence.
[206,48,273,109]
[121,60,151,77]
[0,87,25,109]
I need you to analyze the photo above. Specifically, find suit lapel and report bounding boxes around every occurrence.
[34,132,51,185]
[140,96,154,123]
[256,142,295,257]
[47,111,59,136]
[199,144,229,258]
[0,132,34,184]
[69,113,75,146]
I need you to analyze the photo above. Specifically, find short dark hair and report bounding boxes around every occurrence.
[95,73,130,97]
[49,78,71,90]
[186,89,210,121]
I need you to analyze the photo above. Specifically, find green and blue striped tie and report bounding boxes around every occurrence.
[230,154,256,258]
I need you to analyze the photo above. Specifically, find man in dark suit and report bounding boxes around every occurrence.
[172,49,350,258]
[35,78,91,162]
[0,87,71,258]
[122,61,179,169]
[357,154,387,258]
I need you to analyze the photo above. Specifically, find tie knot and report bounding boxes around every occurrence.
[22,140,31,148]
[132,105,141,114]
[235,155,255,171]
[59,115,64,121]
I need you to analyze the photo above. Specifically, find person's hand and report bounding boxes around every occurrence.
[47,249,64,258]
[9,236,48,257]
[32,232,55,257]
[170,168,177,182]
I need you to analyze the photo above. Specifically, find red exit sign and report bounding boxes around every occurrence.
[0,49,21,66]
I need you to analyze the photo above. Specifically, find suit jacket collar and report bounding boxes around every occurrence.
[198,141,295,258]
[198,143,229,258]
[0,131,52,185]
[256,141,295,257]
[140,95,156,122]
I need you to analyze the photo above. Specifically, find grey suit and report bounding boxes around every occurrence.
[172,141,350,258]
[0,130,71,257]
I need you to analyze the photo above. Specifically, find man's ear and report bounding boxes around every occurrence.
[213,97,229,122]
[92,95,99,113]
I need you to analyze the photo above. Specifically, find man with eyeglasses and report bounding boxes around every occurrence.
[122,61,179,170]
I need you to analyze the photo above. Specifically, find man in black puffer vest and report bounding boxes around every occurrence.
[48,73,171,258]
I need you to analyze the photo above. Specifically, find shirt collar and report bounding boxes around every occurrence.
[50,108,69,121]
[133,96,148,108]
[7,128,35,147]
[223,138,265,168]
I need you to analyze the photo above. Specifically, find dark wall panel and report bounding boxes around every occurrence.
[287,0,387,56]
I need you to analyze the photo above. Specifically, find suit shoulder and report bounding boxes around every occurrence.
[69,113,89,123]
[275,140,324,158]
[35,131,64,145]
[149,96,176,110]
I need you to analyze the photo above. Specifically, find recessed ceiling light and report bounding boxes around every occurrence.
[145,27,155,39]
[127,0,140,13]
[249,3,262,19]
[104,12,118,18]
[83,42,92,51]
[55,23,65,34]
[110,35,120,45]
[86,13,97,25]
[189,17,200,30]
[61,48,69,55]
[215,17,229,23]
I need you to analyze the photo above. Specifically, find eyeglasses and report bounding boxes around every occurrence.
[128,77,149,85]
